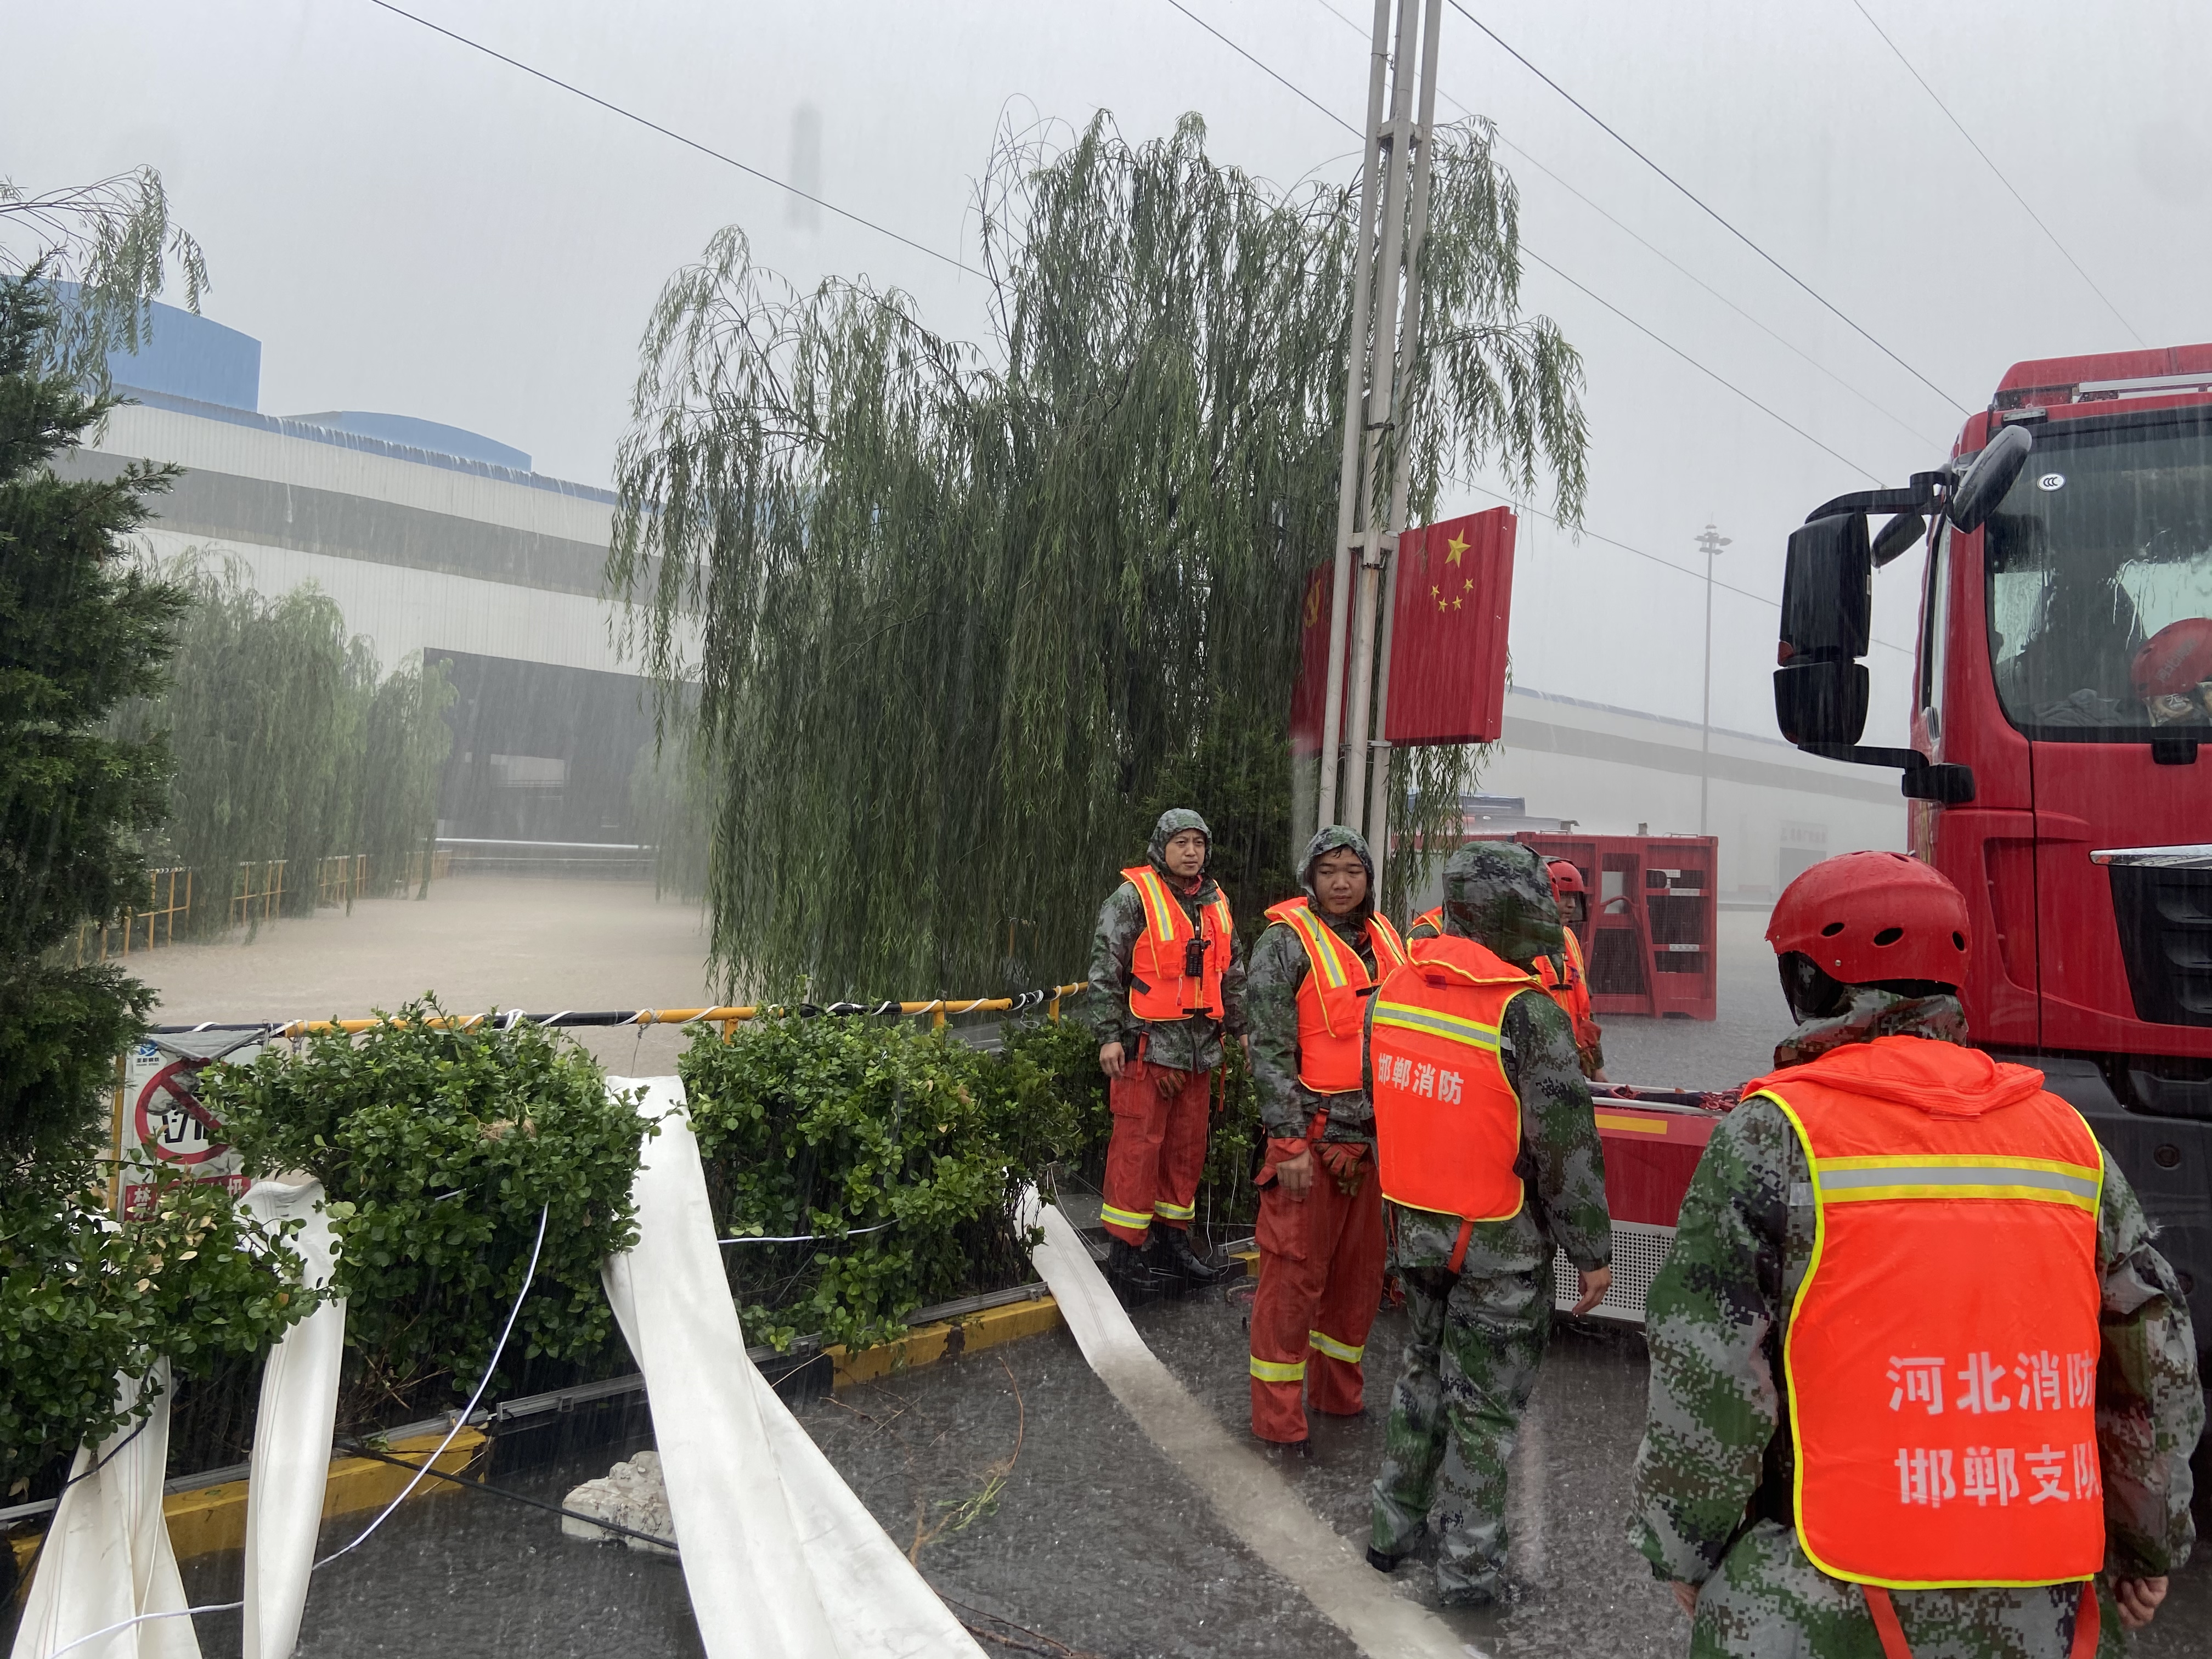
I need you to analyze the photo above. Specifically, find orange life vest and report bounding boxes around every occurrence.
[1368,934,1541,1221]
[1121,865,1234,1022]
[1262,899,1408,1094]
[1412,905,1443,937]
[1748,1038,2106,1590]
[1535,928,1599,1047]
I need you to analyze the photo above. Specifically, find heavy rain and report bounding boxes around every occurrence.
[3,4,2208,1657]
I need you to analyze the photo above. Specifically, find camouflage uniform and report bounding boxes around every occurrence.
[1369,842,1613,1605]
[1629,988,2204,1657]
[1086,808,1247,1073]
[1245,825,1385,1147]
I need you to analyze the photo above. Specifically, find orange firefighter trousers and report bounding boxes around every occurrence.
[1101,1057,1214,1248]
[1248,1157,1386,1443]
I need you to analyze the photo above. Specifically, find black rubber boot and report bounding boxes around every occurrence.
[1366,1546,1402,1575]
[1152,1226,1233,1286]
[1105,1237,1165,1301]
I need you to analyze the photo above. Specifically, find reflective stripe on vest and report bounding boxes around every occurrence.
[1122,865,1232,1022]
[1368,934,1539,1222]
[1263,899,1408,1094]
[1757,1049,2106,1590]
[1412,906,1442,937]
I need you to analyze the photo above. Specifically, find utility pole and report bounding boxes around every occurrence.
[1315,0,1446,898]
[1696,523,1731,838]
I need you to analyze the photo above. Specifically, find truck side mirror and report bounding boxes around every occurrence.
[1871,511,1926,568]
[1780,512,1871,658]
[1949,424,2033,534]
[1775,659,1870,746]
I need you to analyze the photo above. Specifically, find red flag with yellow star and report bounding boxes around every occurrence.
[1288,563,1334,755]
[1384,506,1515,744]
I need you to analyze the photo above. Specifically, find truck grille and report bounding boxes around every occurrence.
[2109,866,2212,1028]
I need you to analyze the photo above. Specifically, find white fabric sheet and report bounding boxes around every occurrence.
[10,1360,197,1659]
[600,1077,982,1659]
[238,1180,346,1659]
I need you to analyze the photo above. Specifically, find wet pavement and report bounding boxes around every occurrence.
[34,902,2208,1656]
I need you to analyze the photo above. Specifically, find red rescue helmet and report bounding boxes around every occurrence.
[2130,617,2212,699]
[1767,851,1970,986]
[1544,858,1588,900]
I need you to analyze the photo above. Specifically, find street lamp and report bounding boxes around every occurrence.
[1695,523,1731,839]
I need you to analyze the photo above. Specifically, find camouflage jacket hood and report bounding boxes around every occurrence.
[1768,986,1969,1070]
[1294,824,1375,927]
[1145,807,1220,897]
[1436,840,1563,973]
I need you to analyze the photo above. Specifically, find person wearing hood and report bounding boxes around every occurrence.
[1087,808,1247,1291]
[1412,855,1605,1081]
[1243,825,1411,1443]
[1366,840,1613,1606]
[1630,851,2202,1656]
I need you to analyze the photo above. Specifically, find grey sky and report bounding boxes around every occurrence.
[7,0,2208,744]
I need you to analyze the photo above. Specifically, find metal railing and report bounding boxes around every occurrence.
[72,867,193,964]
[143,983,1089,1042]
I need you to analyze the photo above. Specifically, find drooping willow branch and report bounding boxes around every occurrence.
[610,112,1585,998]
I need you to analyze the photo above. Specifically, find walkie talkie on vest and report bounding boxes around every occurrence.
[1184,935,1209,981]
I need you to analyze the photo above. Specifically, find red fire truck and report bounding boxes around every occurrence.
[1769,343,2212,1353]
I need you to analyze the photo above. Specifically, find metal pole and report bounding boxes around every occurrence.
[1363,0,1444,906]
[1341,0,1424,843]
[1695,524,1730,837]
[1316,0,1395,836]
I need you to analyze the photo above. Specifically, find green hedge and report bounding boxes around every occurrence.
[203,998,651,1425]
[11,996,1277,1482]
[0,1167,312,1493]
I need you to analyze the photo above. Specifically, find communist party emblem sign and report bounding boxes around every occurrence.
[1384,506,1515,746]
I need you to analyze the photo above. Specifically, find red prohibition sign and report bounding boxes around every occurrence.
[134,1060,228,1166]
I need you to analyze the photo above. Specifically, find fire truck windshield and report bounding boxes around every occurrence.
[1984,413,2212,737]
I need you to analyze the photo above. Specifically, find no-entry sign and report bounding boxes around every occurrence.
[116,1035,261,1215]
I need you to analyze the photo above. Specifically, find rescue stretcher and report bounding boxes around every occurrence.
[1549,1085,1736,1326]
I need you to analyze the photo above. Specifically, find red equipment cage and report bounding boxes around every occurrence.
[1510,833,1718,1022]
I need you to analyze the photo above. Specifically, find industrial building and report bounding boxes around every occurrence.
[54,301,675,852]
[59,302,1900,891]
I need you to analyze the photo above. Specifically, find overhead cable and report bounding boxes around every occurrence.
[1164,2,1886,481]
[1444,1,1971,414]
[1519,247,1884,483]
[1302,0,1942,449]
[1847,0,2143,346]
[356,0,983,278]
[1463,482,1916,658]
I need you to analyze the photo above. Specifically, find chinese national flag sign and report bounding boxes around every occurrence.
[1288,563,1333,756]
[1385,507,1515,745]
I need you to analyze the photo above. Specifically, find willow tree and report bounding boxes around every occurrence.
[611,114,1584,999]
[122,556,455,928]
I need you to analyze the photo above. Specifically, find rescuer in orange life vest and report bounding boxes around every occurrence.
[1630,851,2203,1657]
[1086,808,1246,1294]
[1243,826,1409,1444]
[1412,855,1605,1080]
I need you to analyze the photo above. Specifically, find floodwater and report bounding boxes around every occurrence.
[129,873,718,1074]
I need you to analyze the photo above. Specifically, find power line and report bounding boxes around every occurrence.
[1463,481,1915,658]
[1163,1,1884,481]
[1847,0,2144,346]
[1302,0,1940,450]
[1488,138,1940,449]
[1165,0,1365,139]
[357,0,983,279]
[1444,1,1971,415]
[1519,246,1883,483]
